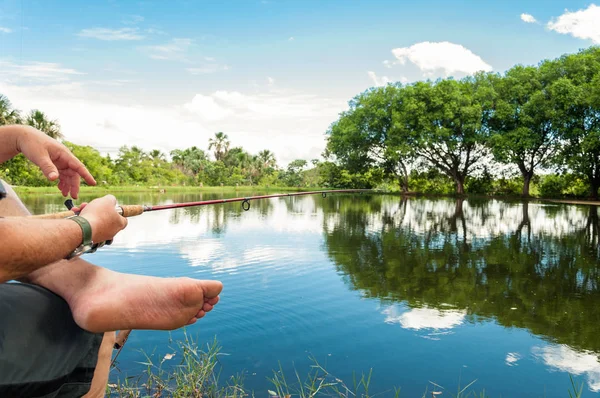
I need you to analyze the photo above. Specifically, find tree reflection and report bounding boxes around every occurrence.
[323,196,600,353]
[165,192,275,235]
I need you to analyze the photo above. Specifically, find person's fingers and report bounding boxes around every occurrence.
[103,194,117,206]
[35,152,60,181]
[58,178,69,197]
[72,202,88,212]
[67,156,96,186]
[69,170,80,199]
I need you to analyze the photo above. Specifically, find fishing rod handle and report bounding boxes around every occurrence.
[31,205,145,219]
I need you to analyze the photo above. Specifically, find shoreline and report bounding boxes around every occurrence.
[11,184,600,206]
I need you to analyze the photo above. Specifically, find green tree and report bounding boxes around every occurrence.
[208,132,230,161]
[488,66,559,197]
[63,141,114,184]
[548,48,600,198]
[402,77,492,194]
[326,84,413,191]
[0,94,21,125]
[26,110,63,140]
[258,150,277,169]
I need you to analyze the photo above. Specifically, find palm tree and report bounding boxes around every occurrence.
[208,132,230,161]
[26,110,63,140]
[149,149,166,167]
[258,149,277,169]
[0,94,22,126]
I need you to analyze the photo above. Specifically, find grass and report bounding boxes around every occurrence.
[107,333,587,398]
[12,185,328,195]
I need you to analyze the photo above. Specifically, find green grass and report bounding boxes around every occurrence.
[107,334,587,398]
[12,184,328,195]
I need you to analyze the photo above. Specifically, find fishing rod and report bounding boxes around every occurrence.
[29,188,372,356]
[31,189,373,220]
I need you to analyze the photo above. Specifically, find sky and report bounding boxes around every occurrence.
[0,0,599,166]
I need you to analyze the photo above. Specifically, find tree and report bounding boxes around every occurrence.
[63,141,114,184]
[0,94,21,126]
[283,159,308,186]
[208,132,230,161]
[170,146,208,177]
[26,110,63,140]
[548,48,600,199]
[258,150,277,169]
[488,66,559,197]
[403,77,492,194]
[326,84,414,191]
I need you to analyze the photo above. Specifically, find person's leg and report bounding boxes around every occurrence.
[0,282,104,398]
[0,181,222,333]
[83,332,115,398]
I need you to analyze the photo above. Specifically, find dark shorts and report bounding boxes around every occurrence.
[0,282,103,398]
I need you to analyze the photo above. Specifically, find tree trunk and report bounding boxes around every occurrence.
[590,178,600,200]
[522,171,533,198]
[454,175,465,195]
[398,160,409,193]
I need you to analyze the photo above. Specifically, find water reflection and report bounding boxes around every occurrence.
[19,192,600,394]
[321,196,600,391]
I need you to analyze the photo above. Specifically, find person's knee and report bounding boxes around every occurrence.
[0,179,17,200]
[0,179,31,217]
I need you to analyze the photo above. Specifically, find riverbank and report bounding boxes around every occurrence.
[11,184,600,207]
[11,185,324,195]
[108,334,585,398]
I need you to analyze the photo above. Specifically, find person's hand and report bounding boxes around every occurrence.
[16,125,96,198]
[78,195,128,243]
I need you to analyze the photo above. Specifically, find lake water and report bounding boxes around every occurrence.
[22,192,600,397]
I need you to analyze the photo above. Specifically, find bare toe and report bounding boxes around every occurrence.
[206,297,219,306]
[187,318,198,325]
[202,281,223,299]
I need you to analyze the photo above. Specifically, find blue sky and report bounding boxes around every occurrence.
[0,0,598,164]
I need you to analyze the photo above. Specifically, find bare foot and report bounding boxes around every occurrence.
[66,267,222,333]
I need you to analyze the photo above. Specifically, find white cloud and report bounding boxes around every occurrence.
[186,64,230,75]
[532,344,600,392]
[145,28,167,35]
[77,27,144,41]
[368,71,408,86]
[0,60,346,166]
[288,36,295,41]
[267,76,275,86]
[0,60,84,82]
[367,71,390,87]
[123,15,144,25]
[547,4,600,44]
[520,13,537,23]
[0,27,12,33]
[388,41,493,78]
[141,38,193,61]
[181,89,345,163]
[183,94,234,121]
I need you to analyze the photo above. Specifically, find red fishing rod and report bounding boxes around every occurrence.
[33,188,373,219]
[30,188,373,354]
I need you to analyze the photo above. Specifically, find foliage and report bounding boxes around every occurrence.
[109,332,585,398]
[324,46,600,198]
[2,47,600,196]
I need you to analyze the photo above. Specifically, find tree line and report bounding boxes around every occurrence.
[2,46,599,197]
[0,96,323,188]
[325,46,600,198]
